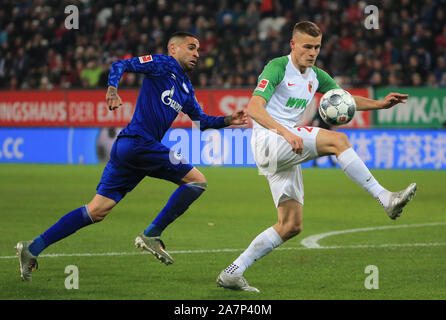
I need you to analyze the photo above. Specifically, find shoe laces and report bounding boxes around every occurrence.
[376,197,385,208]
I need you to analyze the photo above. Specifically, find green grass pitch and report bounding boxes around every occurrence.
[0,164,445,300]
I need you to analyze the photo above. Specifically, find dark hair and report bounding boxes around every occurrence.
[168,31,198,41]
[293,21,322,37]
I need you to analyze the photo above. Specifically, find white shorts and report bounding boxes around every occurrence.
[251,126,320,207]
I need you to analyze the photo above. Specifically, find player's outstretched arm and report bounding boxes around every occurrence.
[187,93,248,130]
[106,86,122,111]
[224,109,248,126]
[247,95,303,155]
[353,93,409,111]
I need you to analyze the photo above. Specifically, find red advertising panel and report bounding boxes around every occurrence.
[0,91,67,126]
[0,90,138,127]
[212,89,252,116]
[0,88,371,128]
[66,90,137,127]
[211,89,252,127]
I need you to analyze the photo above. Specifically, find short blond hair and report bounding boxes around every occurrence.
[293,21,322,37]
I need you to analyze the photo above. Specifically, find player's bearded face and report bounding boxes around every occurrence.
[290,33,322,71]
[175,37,200,72]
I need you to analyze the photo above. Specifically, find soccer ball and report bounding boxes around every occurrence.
[318,89,356,126]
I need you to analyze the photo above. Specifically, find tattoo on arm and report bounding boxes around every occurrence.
[108,86,118,99]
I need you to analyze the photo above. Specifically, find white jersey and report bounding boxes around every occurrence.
[252,55,340,129]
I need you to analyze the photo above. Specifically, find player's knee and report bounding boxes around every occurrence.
[333,132,350,154]
[90,211,109,222]
[287,223,303,238]
[88,209,108,222]
[87,204,113,222]
[279,221,302,240]
[194,171,207,184]
[181,168,207,185]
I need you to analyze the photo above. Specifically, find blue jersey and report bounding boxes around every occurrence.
[108,54,226,142]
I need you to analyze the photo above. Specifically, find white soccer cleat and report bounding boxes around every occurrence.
[135,233,174,265]
[382,183,417,220]
[216,271,260,293]
[15,241,38,281]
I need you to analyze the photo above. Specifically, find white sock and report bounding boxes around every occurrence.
[376,190,391,208]
[337,147,390,206]
[224,227,283,277]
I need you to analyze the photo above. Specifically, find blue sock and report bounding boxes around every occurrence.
[144,183,206,237]
[28,206,94,256]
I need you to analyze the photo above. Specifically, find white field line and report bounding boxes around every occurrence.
[300,222,446,248]
[1,242,446,260]
[1,222,445,260]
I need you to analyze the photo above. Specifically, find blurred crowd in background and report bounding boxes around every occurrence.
[1,0,446,90]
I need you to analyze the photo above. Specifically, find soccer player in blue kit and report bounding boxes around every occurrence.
[15,32,248,281]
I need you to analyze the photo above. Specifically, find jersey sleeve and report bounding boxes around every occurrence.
[184,92,226,130]
[107,54,164,88]
[313,66,341,94]
[252,56,287,102]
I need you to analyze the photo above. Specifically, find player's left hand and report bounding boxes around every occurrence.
[106,86,123,111]
[378,92,409,109]
[228,109,248,126]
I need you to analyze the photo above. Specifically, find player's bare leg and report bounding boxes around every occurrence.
[316,129,416,219]
[87,194,117,222]
[136,167,207,265]
[273,199,303,241]
[218,200,301,292]
[16,194,114,281]
[179,167,207,185]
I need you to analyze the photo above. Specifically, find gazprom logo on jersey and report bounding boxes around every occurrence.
[161,86,183,113]
[285,97,309,109]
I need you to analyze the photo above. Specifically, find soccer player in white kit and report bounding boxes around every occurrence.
[217,21,417,292]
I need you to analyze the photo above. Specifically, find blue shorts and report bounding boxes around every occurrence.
[96,135,193,203]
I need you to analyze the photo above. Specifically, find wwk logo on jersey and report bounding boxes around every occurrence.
[285,97,309,109]
[256,79,269,92]
[138,55,153,63]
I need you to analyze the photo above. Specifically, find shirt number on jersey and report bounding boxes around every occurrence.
[296,126,313,133]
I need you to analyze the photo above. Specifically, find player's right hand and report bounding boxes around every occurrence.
[106,86,122,111]
[284,132,304,155]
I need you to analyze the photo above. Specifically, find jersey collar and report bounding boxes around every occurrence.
[287,55,310,77]
[168,55,193,91]
[169,56,188,79]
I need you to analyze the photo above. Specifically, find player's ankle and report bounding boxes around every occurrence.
[376,190,391,207]
[224,263,244,277]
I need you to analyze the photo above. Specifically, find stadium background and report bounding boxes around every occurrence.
[0,0,446,169]
[1,0,445,169]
